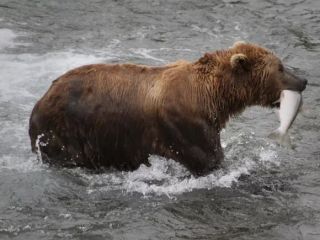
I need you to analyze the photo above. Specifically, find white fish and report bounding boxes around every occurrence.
[269,90,302,146]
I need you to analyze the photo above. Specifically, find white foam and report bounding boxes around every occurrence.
[0,28,18,49]
[259,148,280,167]
[158,47,195,52]
[129,48,166,63]
[0,154,42,173]
[124,156,254,196]
[59,213,72,219]
[82,132,281,198]
[84,154,257,198]
[0,52,106,103]
[191,24,220,38]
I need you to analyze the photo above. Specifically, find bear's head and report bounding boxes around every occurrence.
[228,41,307,108]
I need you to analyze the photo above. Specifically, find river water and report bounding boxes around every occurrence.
[0,1,320,239]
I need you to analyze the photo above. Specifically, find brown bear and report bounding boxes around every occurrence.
[29,42,307,175]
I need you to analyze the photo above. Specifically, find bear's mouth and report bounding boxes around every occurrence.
[271,99,281,108]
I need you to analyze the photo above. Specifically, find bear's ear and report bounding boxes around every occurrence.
[232,41,246,48]
[230,53,250,71]
[198,53,211,64]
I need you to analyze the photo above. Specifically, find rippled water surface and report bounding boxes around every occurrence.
[0,1,320,239]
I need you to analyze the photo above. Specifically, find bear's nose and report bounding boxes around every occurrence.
[300,79,308,91]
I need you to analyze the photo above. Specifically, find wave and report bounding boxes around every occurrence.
[75,134,279,198]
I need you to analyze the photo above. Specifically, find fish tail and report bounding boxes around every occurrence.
[268,129,282,140]
[268,129,292,147]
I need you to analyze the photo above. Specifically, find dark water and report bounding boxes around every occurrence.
[0,0,320,239]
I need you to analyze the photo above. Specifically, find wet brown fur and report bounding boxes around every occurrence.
[29,43,293,175]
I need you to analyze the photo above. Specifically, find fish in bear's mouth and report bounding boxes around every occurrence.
[269,90,303,145]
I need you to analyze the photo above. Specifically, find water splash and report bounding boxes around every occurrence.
[82,138,279,198]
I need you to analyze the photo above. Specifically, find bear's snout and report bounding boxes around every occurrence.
[283,69,308,92]
[296,77,308,92]
[301,78,308,91]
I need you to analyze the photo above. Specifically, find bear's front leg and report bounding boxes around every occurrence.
[158,109,223,176]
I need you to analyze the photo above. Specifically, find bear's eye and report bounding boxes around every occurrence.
[278,64,284,72]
